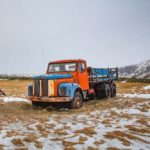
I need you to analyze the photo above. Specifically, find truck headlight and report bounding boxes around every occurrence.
[60,86,67,96]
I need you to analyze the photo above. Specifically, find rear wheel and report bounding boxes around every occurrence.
[104,86,111,98]
[111,84,116,97]
[70,91,83,109]
[94,83,111,99]
[94,83,105,99]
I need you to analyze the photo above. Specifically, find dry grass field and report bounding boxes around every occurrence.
[0,80,150,150]
[0,80,150,97]
[0,80,31,97]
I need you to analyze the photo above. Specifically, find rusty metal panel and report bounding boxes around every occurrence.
[48,80,55,96]
[41,80,48,96]
[28,96,70,102]
[33,80,40,96]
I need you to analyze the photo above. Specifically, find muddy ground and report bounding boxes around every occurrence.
[0,80,150,150]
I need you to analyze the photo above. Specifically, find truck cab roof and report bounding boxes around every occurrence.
[49,59,86,64]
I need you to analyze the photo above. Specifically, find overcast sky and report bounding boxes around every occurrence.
[0,0,150,74]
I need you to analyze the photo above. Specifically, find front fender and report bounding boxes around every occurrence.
[58,83,81,99]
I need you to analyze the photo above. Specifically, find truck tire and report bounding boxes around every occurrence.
[94,83,105,99]
[104,86,111,98]
[111,84,116,97]
[94,83,112,99]
[70,91,83,109]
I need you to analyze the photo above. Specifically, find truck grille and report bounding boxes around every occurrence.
[33,80,48,96]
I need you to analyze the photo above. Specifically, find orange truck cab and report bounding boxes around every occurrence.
[28,59,118,109]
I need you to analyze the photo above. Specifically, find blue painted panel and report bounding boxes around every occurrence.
[33,74,72,80]
[91,68,118,81]
[58,83,81,99]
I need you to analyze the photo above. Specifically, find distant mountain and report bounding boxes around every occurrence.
[119,60,150,79]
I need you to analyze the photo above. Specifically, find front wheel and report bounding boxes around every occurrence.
[70,91,83,109]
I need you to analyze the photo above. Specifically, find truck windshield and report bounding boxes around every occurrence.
[48,62,77,73]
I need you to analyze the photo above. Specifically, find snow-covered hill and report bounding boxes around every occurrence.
[119,60,150,79]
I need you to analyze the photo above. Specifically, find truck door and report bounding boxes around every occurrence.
[77,61,89,90]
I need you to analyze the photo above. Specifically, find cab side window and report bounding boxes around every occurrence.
[78,63,85,72]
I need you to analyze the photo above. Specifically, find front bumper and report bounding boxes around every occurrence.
[27,96,71,102]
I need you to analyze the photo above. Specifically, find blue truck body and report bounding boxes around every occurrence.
[89,68,118,83]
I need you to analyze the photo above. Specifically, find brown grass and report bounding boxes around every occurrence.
[36,124,46,132]
[74,126,96,137]
[107,148,121,150]
[138,104,150,112]
[0,144,4,150]
[79,136,88,143]
[87,146,99,150]
[105,130,150,146]
[0,80,31,97]
[23,133,39,142]
[6,130,19,137]
[125,125,150,133]
[102,119,112,125]
[11,138,24,146]
[54,128,68,136]
[105,131,131,146]
[136,118,150,127]
[94,140,105,146]
[62,140,82,150]
[116,82,150,94]
[34,140,43,149]
[15,148,28,150]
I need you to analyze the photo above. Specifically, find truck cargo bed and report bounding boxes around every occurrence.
[89,68,118,83]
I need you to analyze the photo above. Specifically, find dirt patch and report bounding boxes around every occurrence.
[34,140,43,149]
[94,140,105,146]
[79,136,88,143]
[0,144,4,150]
[105,130,150,146]
[6,130,20,137]
[136,118,150,127]
[138,104,150,112]
[23,133,39,143]
[102,119,112,125]
[75,126,96,137]
[12,138,24,146]
[54,128,68,136]
[87,146,99,150]
[62,140,82,150]
[107,148,121,150]
[125,125,150,134]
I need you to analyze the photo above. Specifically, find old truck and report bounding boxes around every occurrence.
[28,59,118,109]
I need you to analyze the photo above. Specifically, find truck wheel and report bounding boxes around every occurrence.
[70,92,83,109]
[104,86,111,98]
[94,83,105,99]
[111,84,116,97]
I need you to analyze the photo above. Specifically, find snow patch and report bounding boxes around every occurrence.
[118,93,150,99]
[0,97,30,103]
[144,85,150,90]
